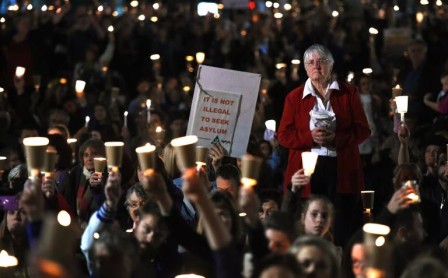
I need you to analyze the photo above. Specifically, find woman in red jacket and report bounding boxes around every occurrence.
[278,44,370,246]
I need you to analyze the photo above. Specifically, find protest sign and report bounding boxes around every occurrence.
[187,65,261,157]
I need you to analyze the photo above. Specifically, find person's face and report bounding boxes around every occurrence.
[170,119,186,136]
[91,130,102,140]
[305,53,332,83]
[441,75,448,93]
[359,77,371,94]
[424,145,440,168]
[83,146,101,171]
[260,265,296,278]
[134,214,167,252]
[408,44,426,66]
[302,200,332,237]
[94,106,107,121]
[137,81,150,95]
[437,154,448,185]
[296,246,332,278]
[6,208,27,235]
[259,200,279,222]
[127,192,145,223]
[216,177,238,200]
[49,112,67,126]
[351,243,366,278]
[215,207,233,233]
[265,229,291,254]
[8,151,21,169]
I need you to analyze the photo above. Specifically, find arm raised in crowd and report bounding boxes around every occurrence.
[80,172,121,275]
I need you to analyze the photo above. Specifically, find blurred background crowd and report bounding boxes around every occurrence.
[0,0,447,277]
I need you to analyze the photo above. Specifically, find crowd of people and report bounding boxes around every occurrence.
[0,0,448,277]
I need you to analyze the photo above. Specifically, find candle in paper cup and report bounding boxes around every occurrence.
[75,80,86,94]
[363,223,391,278]
[15,66,26,78]
[301,152,318,176]
[124,111,128,128]
[402,180,420,203]
[361,190,375,210]
[23,137,49,178]
[42,149,57,173]
[171,135,198,172]
[240,154,263,187]
[395,96,408,113]
[392,84,402,98]
[155,126,165,141]
[104,142,124,172]
[196,52,205,64]
[265,120,276,132]
[195,146,209,169]
[135,144,157,171]
[93,157,107,174]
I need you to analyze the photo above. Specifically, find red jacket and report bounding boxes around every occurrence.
[278,81,370,197]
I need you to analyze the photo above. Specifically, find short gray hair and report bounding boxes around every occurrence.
[303,44,334,68]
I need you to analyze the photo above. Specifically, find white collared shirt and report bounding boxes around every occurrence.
[303,78,339,157]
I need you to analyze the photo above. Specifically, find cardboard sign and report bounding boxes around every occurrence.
[187,65,261,158]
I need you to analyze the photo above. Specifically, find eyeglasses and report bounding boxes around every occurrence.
[305,59,329,67]
[127,200,145,209]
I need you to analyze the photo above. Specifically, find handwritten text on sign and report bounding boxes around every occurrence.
[192,90,241,149]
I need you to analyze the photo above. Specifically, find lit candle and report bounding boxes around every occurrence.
[75,80,86,98]
[146,99,151,124]
[15,66,26,78]
[196,52,205,64]
[301,152,318,176]
[85,116,90,128]
[362,68,373,74]
[108,25,114,32]
[369,27,379,35]
[265,120,276,132]
[155,126,164,141]
[0,250,18,267]
[392,84,402,98]
[124,111,128,128]
[395,96,408,123]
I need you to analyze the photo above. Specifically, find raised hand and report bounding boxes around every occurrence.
[104,172,121,210]
[291,169,310,193]
[239,186,260,228]
[209,143,228,172]
[20,178,45,222]
[387,187,414,214]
